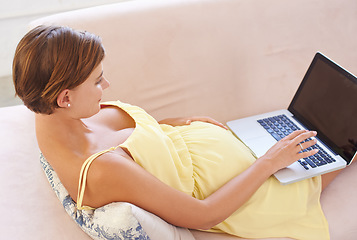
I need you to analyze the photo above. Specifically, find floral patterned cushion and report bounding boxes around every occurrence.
[40,153,150,240]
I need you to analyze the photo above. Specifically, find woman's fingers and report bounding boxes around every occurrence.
[298,137,317,151]
[291,131,319,159]
[293,130,317,144]
[285,130,318,157]
[262,130,320,172]
[297,138,319,156]
[283,130,317,147]
[160,116,228,129]
[299,148,319,159]
[188,116,228,130]
[282,129,307,140]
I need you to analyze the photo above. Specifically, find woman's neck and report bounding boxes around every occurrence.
[36,111,90,131]
[35,111,93,157]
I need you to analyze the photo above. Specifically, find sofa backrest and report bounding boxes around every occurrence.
[30,0,357,122]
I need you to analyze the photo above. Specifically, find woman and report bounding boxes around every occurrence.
[13,25,339,239]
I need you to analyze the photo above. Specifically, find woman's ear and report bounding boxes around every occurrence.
[57,89,71,108]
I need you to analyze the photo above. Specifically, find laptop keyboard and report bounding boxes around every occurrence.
[257,115,336,170]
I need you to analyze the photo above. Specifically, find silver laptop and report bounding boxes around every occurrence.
[227,52,357,185]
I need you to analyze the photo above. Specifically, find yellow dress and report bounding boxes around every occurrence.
[78,100,330,240]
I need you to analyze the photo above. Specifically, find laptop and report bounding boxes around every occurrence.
[227,52,357,185]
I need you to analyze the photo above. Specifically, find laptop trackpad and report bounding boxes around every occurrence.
[245,135,277,158]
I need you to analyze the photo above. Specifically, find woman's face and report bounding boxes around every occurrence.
[69,62,110,118]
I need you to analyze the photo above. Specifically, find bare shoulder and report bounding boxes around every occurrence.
[88,105,135,130]
[83,151,146,207]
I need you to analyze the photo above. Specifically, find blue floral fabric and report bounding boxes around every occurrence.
[40,153,150,240]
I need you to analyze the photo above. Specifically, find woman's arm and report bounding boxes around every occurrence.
[86,130,317,230]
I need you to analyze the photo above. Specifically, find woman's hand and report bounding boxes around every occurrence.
[258,130,318,173]
[159,116,228,130]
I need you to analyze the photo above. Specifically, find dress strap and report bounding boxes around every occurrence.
[76,146,119,210]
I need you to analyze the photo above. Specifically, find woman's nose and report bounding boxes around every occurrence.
[102,77,110,90]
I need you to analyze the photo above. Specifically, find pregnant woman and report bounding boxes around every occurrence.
[13,25,340,239]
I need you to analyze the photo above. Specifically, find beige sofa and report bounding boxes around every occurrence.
[1,0,357,239]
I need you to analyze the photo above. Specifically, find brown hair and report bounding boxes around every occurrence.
[13,25,105,114]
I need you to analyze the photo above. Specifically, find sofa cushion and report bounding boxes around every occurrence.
[40,154,150,240]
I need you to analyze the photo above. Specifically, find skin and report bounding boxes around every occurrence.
[35,62,342,230]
